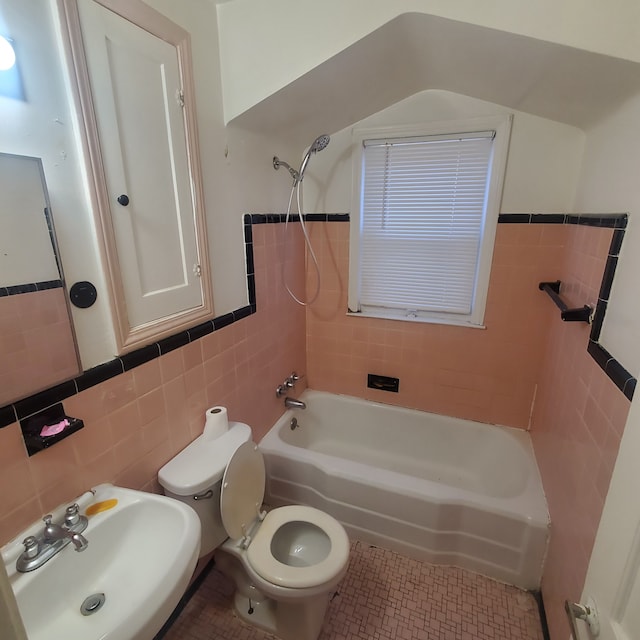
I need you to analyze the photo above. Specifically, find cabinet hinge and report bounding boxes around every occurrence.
[193,264,202,277]
[176,89,185,108]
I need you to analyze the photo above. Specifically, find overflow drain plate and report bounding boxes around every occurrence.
[80,593,106,616]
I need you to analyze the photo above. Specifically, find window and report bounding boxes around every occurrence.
[348,116,512,327]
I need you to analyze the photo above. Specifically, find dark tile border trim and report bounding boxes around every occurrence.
[587,342,636,400]
[0,404,17,428]
[498,212,628,228]
[14,380,79,421]
[0,279,63,297]
[500,211,634,400]
[530,590,551,640]
[1,211,632,429]
[75,359,124,392]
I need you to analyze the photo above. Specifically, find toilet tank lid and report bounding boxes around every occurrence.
[158,422,252,496]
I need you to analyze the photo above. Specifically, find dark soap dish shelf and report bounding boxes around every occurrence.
[20,402,84,456]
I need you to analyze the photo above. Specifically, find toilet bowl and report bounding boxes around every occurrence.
[158,422,350,640]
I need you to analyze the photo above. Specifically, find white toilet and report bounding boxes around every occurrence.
[158,421,350,640]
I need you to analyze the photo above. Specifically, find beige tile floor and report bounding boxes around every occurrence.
[162,540,544,640]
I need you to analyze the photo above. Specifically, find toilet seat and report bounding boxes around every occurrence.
[220,443,350,590]
[247,505,350,589]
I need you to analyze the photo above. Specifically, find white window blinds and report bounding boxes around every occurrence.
[358,131,495,317]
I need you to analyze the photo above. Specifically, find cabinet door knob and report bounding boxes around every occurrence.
[117,194,130,206]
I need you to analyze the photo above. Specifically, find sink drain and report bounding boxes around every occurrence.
[80,593,106,616]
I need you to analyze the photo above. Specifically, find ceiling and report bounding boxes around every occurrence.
[229,12,640,146]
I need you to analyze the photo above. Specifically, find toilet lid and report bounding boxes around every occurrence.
[220,441,265,540]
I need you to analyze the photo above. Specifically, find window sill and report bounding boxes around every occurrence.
[347,309,486,329]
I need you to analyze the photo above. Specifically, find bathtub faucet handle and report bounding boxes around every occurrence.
[276,372,305,397]
[285,371,304,388]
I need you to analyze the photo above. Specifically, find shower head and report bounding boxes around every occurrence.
[298,134,330,181]
[310,134,330,153]
[274,134,331,184]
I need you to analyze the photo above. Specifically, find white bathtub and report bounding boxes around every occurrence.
[260,390,549,590]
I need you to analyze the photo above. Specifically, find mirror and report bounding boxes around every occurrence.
[0,152,80,406]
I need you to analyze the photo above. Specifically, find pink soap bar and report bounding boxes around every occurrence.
[40,419,70,437]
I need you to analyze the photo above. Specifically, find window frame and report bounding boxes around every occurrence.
[348,115,512,327]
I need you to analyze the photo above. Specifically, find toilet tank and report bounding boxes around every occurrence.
[158,422,252,557]
[163,481,227,556]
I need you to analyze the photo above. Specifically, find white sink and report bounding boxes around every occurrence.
[2,483,201,640]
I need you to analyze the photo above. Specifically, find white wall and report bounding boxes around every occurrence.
[217,0,640,124]
[574,92,640,375]
[303,90,584,216]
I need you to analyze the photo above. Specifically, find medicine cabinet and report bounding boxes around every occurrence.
[59,0,213,354]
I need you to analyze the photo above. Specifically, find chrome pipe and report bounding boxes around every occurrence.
[273,156,300,182]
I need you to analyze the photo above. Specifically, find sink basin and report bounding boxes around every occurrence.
[2,483,200,640]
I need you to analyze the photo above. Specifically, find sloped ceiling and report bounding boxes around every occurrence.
[229,13,640,146]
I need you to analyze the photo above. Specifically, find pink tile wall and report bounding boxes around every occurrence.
[305,221,568,428]
[0,289,79,406]
[530,225,630,639]
[305,220,630,631]
[2,217,628,639]
[0,224,306,546]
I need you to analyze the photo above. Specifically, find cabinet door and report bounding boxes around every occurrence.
[65,0,212,350]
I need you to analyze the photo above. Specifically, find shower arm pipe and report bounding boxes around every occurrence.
[272,134,330,186]
[273,157,300,183]
[538,280,593,323]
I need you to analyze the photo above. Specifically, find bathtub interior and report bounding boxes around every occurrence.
[275,391,539,499]
[260,390,549,590]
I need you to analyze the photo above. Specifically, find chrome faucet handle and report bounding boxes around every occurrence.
[65,503,81,527]
[22,536,39,559]
[276,372,305,397]
[42,514,58,539]
[285,372,303,388]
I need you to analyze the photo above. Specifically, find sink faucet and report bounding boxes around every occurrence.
[43,515,89,551]
[16,504,89,572]
[284,397,306,410]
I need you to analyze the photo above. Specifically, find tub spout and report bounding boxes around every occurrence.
[284,397,306,410]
